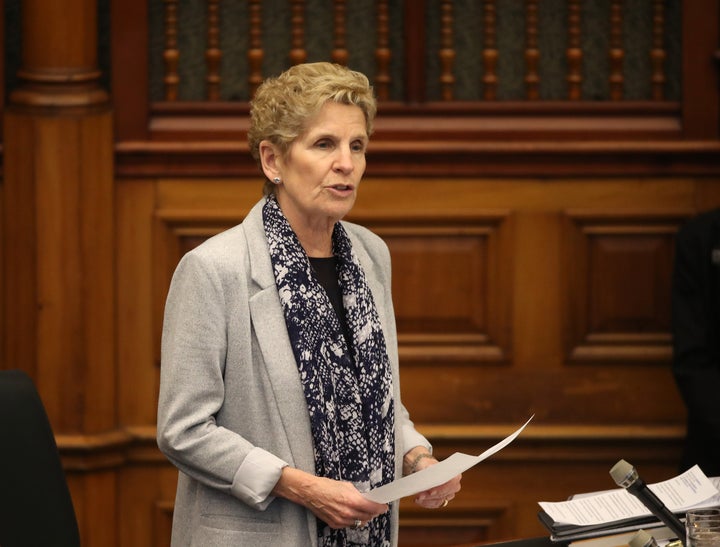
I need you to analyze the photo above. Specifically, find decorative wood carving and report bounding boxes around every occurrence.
[375,0,391,101]
[109,0,720,148]
[439,0,455,101]
[289,0,307,66]
[609,0,624,100]
[331,0,348,66]
[247,0,263,98]
[205,0,222,101]
[163,0,180,101]
[525,0,540,100]
[651,0,666,100]
[10,1,107,108]
[567,0,583,100]
[482,0,498,100]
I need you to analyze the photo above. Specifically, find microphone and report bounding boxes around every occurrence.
[629,529,659,547]
[610,459,686,544]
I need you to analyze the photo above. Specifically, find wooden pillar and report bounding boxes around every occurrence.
[2,0,117,545]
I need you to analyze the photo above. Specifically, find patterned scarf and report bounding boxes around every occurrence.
[263,196,395,546]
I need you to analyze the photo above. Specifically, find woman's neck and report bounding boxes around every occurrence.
[283,218,334,257]
[299,236,334,258]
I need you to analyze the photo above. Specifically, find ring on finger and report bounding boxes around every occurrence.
[441,499,449,508]
[353,519,362,529]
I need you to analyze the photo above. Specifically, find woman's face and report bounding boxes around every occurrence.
[272,102,368,233]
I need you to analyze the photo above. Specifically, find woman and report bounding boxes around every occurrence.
[157,62,462,547]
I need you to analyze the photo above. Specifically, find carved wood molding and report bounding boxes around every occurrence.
[56,423,683,469]
[145,100,684,139]
[114,99,720,176]
[115,138,720,178]
[419,422,684,440]
[57,428,138,470]
[425,424,684,465]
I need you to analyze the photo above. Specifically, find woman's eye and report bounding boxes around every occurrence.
[316,140,331,149]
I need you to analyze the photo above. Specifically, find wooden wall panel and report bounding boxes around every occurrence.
[563,211,683,364]
[110,174,716,547]
[115,465,177,547]
[116,179,158,426]
[362,213,512,364]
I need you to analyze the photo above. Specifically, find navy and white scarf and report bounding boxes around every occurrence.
[263,195,395,546]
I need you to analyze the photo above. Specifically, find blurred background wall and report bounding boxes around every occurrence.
[1,1,719,546]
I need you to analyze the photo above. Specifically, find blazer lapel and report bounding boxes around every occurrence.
[243,201,315,474]
[346,226,390,336]
[243,208,393,545]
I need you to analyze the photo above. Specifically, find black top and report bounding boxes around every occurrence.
[309,256,352,347]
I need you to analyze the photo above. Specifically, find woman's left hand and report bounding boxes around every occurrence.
[406,450,462,509]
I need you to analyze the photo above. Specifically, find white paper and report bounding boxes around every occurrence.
[362,415,534,504]
[538,465,719,526]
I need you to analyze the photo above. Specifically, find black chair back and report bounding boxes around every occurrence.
[0,370,81,547]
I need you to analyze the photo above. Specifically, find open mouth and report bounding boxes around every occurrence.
[329,184,354,192]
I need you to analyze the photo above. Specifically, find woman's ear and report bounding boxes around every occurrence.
[259,140,281,181]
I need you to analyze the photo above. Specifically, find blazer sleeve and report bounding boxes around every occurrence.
[156,250,287,510]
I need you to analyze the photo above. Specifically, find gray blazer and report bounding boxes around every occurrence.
[157,199,429,547]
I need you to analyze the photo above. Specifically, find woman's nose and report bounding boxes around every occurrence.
[333,146,355,172]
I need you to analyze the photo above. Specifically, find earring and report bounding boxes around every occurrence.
[272,177,282,185]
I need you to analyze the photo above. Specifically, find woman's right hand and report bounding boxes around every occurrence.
[272,466,389,529]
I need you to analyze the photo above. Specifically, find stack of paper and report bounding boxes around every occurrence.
[537,466,720,542]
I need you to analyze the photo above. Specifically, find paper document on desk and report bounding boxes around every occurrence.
[538,465,719,527]
[363,415,534,504]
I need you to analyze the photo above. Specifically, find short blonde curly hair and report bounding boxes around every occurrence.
[248,62,377,195]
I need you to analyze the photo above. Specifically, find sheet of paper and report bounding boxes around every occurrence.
[538,465,719,526]
[362,415,534,504]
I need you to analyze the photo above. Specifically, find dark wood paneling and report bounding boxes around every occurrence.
[563,211,687,364]
[365,213,512,364]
